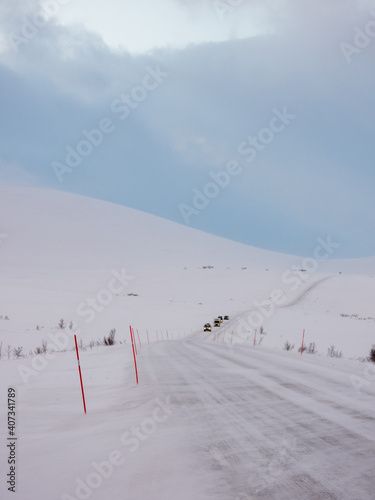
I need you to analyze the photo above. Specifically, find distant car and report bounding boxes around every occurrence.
[214,319,221,327]
[204,323,211,332]
[224,315,229,320]
[218,316,223,323]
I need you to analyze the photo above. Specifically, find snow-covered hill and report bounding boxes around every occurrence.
[1,185,375,500]
[0,184,374,358]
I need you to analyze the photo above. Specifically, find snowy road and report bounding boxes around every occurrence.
[2,335,375,500]
[137,337,375,500]
[2,187,375,500]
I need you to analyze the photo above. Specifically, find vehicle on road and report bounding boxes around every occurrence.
[204,323,211,332]
[214,319,221,327]
[218,316,223,323]
[224,315,229,320]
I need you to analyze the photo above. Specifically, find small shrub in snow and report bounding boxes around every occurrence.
[78,339,86,351]
[258,326,267,346]
[58,318,66,329]
[369,345,375,363]
[89,340,95,350]
[327,345,342,358]
[6,345,11,359]
[103,329,116,346]
[283,341,294,351]
[34,340,48,355]
[13,346,24,359]
[307,342,317,354]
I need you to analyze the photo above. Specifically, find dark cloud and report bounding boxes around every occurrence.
[0,0,375,256]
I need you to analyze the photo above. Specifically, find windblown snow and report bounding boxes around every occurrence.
[0,185,374,500]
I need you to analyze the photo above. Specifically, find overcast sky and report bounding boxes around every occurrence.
[1,0,375,258]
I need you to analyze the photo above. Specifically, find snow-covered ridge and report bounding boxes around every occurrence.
[0,184,374,359]
[0,185,298,271]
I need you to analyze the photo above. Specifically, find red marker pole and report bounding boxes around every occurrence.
[161,331,164,341]
[74,335,87,414]
[129,326,139,384]
[231,331,234,344]
[136,329,142,348]
[222,331,225,343]
[146,329,149,344]
[253,329,257,347]
[301,329,305,355]
[131,327,138,355]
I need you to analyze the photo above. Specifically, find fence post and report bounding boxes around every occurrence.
[301,329,305,355]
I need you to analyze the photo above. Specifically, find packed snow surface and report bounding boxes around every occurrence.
[1,337,375,499]
[0,185,374,499]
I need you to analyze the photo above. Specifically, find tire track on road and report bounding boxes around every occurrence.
[142,340,374,499]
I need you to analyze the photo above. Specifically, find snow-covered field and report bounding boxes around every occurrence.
[1,185,374,499]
